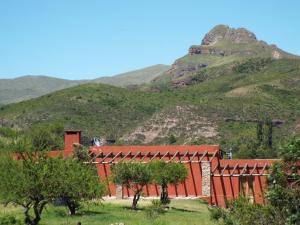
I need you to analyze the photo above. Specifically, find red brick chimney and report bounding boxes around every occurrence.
[64,131,81,152]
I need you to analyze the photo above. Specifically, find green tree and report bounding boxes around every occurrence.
[149,161,188,204]
[49,157,106,215]
[267,137,300,224]
[168,134,177,145]
[0,152,53,225]
[28,123,64,151]
[111,161,152,209]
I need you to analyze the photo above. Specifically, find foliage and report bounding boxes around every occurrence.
[0,151,105,224]
[233,58,273,74]
[28,123,64,151]
[111,161,152,209]
[212,137,300,225]
[144,199,165,220]
[210,197,278,225]
[267,137,300,224]
[0,123,64,152]
[149,161,188,204]
[72,144,90,162]
[168,134,177,144]
[0,152,53,225]
[0,215,22,225]
[48,156,106,215]
[0,58,300,158]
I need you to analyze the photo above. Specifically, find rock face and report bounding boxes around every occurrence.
[151,24,297,88]
[188,25,260,57]
[201,25,257,46]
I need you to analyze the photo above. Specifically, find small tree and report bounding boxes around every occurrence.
[28,123,64,151]
[168,134,177,145]
[111,161,152,209]
[49,157,106,215]
[0,152,53,225]
[149,161,188,204]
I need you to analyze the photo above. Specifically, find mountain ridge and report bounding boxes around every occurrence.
[0,64,170,105]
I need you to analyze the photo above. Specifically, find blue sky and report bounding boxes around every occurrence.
[0,0,299,80]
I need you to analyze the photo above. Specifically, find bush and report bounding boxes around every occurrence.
[145,199,165,220]
[210,197,277,225]
[0,215,22,225]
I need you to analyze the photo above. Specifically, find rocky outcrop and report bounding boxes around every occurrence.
[188,25,260,56]
[201,25,257,46]
[189,45,256,56]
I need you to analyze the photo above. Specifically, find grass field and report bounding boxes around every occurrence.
[0,199,215,225]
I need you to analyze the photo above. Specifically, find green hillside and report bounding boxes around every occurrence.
[94,64,170,87]
[1,57,300,157]
[0,65,169,105]
[0,76,83,105]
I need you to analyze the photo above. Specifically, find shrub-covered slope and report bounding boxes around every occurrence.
[1,58,300,156]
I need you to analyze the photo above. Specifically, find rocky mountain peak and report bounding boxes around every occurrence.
[201,25,257,45]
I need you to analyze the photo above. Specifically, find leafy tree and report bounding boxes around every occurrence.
[149,161,188,204]
[111,161,152,209]
[168,134,177,145]
[267,137,300,224]
[0,152,53,225]
[49,157,106,215]
[28,123,64,151]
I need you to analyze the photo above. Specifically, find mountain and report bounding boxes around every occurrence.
[1,58,300,152]
[0,76,84,105]
[94,64,170,87]
[152,25,299,87]
[0,65,169,105]
[0,25,300,158]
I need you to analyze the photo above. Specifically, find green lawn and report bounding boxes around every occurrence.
[0,199,216,225]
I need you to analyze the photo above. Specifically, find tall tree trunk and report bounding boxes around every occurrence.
[68,204,76,215]
[24,206,33,225]
[24,201,44,225]
[132,193,140,210]
[65,198,78,215]
[160,184,169,204]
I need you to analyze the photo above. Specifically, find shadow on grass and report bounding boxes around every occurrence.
[122,206,145,212]
[170,207,199,213]
[52,208,107,218]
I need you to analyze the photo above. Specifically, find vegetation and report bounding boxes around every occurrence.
[111,161,153,209]
[0,150,105,224]
[48,157,106,215]
[0,199,215,225]
[0,153,56,225]
[210,137,300,225]
[144,199,166,220]
[1,58,300,158]
[0,65,169,105]
[149,161,188,204]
